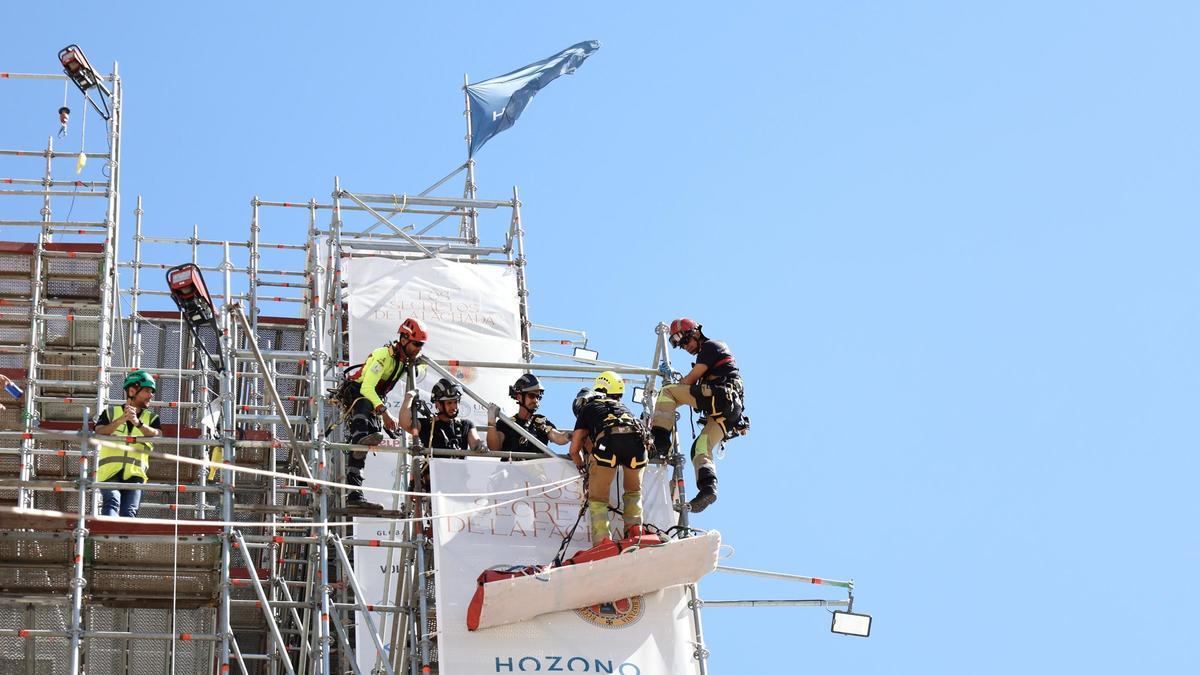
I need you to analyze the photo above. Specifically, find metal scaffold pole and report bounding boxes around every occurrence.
[462,73,478,245]
[66,409,91,674]
[512,186,532,362]
[218,304,237,673]
[130,196,144,367]
[93,61,122,452]
[17,135,52,509]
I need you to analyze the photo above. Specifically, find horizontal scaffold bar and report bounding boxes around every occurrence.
[133,235,307,251]
[0,178,109,188]
[434,359,658,377]
[0,629,223,641]
[715,565,853,589]
[0,189,107,198]
[337,191,514,210]
[0,149,112,159]
[259,199,471,217]
[701,599,852,608]
[339,239,507,257]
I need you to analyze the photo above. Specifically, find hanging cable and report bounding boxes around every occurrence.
[551,467,588,567]
[75,101,86,175]
[169,319,184,673]
[57,80,69,138]
[82,439,580,500]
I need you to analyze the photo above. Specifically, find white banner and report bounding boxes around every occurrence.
[429,457,701,675]
[345,255,524,426]
[346,255,524,668]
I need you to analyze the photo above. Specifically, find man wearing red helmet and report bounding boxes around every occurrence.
[341,317,427,509]
[650,318,747,513]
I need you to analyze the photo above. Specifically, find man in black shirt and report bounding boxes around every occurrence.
[570,374,649,543]
[486,374,571,455]
[398,378,482,452]
[649,318,747,513]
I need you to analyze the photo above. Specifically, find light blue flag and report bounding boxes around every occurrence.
[466,40,600,156]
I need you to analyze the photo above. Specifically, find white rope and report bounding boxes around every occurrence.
[69,475,574,530]
[169,316,183,671]
[92,439,578,500]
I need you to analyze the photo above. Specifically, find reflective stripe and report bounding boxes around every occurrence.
[96,406,153,482]
[593,453,617,468]
[97,455,142,467]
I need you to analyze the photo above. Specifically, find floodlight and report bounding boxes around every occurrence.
[631,386,645,405]
[59,45,100,92]
[831,610,871,637]
[572,347,598,361]
[166,263,217,328]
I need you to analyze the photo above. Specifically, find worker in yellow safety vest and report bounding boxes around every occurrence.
[340,317,427,510]
[94,370,161,517]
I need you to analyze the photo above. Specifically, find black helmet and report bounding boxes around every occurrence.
[572,387,601,416]
[431,378,463,402]
[509,373,544,398]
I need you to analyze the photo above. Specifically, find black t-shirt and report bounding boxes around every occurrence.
[96,406,162,434]
[495,414,556,453]
[697,340,739,381]
[415,417,475,450]
[574,398,640,438]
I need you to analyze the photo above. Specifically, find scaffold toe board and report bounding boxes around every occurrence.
[467,530,720,631]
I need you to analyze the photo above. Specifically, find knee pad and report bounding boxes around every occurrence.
[588,500,610,519]
[588,500,611,541]
[656,387,680,406]
[350,412,378,430]
[622,491,643,523]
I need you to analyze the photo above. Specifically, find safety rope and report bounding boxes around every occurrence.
[93,441,578,500]
[63,476,577,530]
[550,467,588,567]
[58,80,68,138]
[170,317,183,673]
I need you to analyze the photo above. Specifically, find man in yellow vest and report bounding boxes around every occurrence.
[94,370,161,517]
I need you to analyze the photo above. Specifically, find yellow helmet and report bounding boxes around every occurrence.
[593,370,624,395]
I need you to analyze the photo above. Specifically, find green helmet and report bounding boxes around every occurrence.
[123,370,156,391]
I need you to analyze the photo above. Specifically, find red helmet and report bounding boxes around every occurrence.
[668,317,701,347]
[397,317,427,342]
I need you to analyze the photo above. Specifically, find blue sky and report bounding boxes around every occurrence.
[4,2,1199,672]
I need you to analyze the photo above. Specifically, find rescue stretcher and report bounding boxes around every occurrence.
[467,530,721,631]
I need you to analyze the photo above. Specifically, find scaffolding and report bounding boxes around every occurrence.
[1,61,860,675]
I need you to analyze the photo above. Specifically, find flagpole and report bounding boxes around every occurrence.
[462,73,479,246]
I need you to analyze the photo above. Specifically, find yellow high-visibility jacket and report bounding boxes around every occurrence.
[96,405,156,482]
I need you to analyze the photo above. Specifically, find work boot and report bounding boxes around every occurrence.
[353,432,384,446]
[650,427,672,457]
[346,493,384,510]
[688,466,718,513]
[345,468,383,510]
